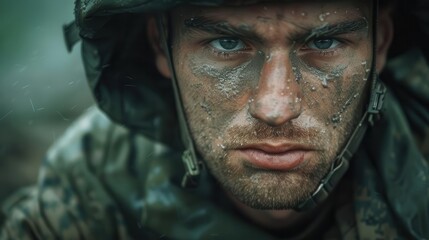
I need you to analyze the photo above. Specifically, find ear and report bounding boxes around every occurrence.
[375,7,394,73]
[147,17,172,79]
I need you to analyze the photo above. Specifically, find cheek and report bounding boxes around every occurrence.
[298,57,371,127]
[175,51,266,130]
[173,54,243,145]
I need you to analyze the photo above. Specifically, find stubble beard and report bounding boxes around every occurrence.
[194,122,335,210]
[205,147,332,210]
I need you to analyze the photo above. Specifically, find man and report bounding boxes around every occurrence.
[1,0,428,239]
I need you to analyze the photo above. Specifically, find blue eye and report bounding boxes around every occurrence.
[307,38,340,50]
[210,38,246,52]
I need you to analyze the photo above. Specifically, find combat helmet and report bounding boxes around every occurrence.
[65,0,429,211]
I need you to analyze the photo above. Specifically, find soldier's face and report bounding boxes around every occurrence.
[168,0,375,209]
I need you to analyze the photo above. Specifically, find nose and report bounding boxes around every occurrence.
[249,51,303,126]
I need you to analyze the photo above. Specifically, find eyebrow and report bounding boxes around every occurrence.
[183,16,369,43]
[183,16,263,42]
[299,18,369,42]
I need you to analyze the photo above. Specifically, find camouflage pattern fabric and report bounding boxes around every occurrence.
[0,49,428,239]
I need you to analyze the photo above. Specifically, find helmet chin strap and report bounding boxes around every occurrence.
[157,0,387,210]
[157,15,202,188]
[295,0,386,211]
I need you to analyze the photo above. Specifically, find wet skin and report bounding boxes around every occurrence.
[168,0,374,216]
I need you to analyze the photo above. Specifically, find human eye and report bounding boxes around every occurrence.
[209,37,246,53]
[306,38,341,51]
[298,37,347,67]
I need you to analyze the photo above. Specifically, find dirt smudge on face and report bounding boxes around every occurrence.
[313,65,347,87]
[330,61,370,126]
[289,48,346,87]
[191,61,250,97]
[331,92,360,125]
[189,51,265,98]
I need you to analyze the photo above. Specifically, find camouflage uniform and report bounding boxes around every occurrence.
[1,0,429,239]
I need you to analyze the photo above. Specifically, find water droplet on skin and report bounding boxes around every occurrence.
[319,13,330,21]
[331,114,342,124]
[220,144,226,149]
[365,68,371,73]
[301,12,307,17]
[311,86,317,91]
[361,61,367,65]
[322,81,328,88]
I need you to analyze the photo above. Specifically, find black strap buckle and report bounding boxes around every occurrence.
[369,80,387,114]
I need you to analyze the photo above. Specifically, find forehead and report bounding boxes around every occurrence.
[173,0,371,26]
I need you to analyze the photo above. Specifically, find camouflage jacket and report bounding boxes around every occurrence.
[1,49,429,239]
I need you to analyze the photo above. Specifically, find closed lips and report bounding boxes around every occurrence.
[236,144,313,171]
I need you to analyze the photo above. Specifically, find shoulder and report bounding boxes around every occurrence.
[0,107,136,239]
[46,106,124,171]
[384,49,429,158]
[351,50,429,239]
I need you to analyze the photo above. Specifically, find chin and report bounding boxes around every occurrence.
[217,167,324,210]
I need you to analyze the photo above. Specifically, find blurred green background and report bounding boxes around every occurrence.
[0,0,94,202]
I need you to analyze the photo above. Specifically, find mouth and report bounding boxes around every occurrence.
[235,143,314,171]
